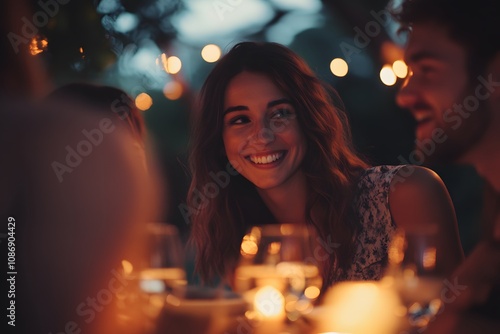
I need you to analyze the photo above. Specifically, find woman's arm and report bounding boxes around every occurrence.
[389,166,464,276]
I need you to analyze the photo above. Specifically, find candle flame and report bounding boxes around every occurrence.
[254,286,284,318]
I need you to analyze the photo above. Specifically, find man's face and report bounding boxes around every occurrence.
[397,22,490,163]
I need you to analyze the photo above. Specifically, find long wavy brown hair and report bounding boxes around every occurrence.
[187,42,368,287]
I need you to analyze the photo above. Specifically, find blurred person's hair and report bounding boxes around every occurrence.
[47,83,145,143]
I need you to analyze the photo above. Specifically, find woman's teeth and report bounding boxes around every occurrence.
[249,152,284,164]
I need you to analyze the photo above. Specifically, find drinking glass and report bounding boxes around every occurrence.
[234,224,322,331]
[387,227,444,331]
[116,222,186,334]
[139,222,186,294]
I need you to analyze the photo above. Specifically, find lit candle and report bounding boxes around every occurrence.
[252,286,286,334]
[316,281,402,334]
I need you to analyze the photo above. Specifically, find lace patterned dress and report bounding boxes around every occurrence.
[331,165,405,283]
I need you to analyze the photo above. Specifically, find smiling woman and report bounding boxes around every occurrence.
[187,42,464,291]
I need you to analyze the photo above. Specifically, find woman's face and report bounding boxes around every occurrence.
[222,71,307,190]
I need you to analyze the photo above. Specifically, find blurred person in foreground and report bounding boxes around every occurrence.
[47,83,146,143]
[46,82,151,171]
[392,0,500,332]
[186,41,463,292]
[0,96,162,333]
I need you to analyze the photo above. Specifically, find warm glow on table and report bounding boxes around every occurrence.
[254,285,285,317]
[315,280,403,334]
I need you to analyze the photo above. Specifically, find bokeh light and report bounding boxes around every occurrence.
[121,260,133,275]
[201,44,221,63]
[330,58,348,77]
[114,12,139,33]
[29,36,48,55]
[240,239,258,257]
[167,56,182,74]
[392,60,408,78]
[163,81,183,100]
[380,65,397,86]
[423,247,437,270]
[135,92,153,111]
[254,286,285,317]
[160,54,182,74]
[304,286,321,299]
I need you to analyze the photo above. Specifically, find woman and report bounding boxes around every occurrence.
[187,42,463,289]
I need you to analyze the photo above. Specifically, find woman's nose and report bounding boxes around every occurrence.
[249,119,275,145]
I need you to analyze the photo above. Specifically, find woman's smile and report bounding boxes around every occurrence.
[247,150,285,166]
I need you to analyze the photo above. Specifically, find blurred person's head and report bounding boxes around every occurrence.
[392,0,500,164]
[47,83,146,144]
[0,98,161,333]
[188,41,367,283]
[46,83,151,174]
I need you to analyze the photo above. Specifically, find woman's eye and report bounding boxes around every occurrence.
[228,115,249,125]
[272,108,293,119]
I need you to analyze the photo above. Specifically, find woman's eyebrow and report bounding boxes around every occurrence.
[224,98,292,115]
[223,105,247,115]
[267,98,292,108]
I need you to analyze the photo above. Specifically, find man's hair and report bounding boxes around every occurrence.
[391,0,500,77]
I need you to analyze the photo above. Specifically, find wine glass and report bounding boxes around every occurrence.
[386,226,445,331]
[116,223,187,334]
[234,224,323,332]
[139,222,186,294]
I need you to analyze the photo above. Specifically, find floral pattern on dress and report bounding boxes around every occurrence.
[333,165,405,283]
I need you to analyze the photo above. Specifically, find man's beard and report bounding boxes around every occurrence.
[418,90,490,166]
